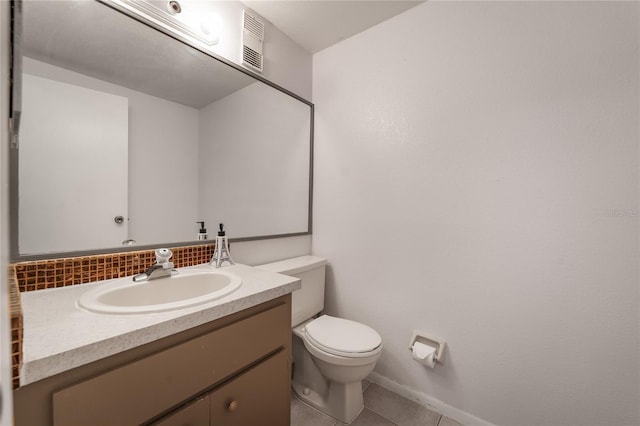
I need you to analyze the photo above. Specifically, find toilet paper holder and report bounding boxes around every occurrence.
[408,330,446,364]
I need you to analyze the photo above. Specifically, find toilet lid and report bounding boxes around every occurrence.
[305,315,382,355]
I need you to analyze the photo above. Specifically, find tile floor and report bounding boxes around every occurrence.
[291,380,464,426]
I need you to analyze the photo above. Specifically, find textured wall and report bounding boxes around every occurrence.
[312,2,639,425]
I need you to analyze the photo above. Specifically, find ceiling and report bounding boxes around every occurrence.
[23,1,256,108]
[21,0,425,107]
[242,1,424,53]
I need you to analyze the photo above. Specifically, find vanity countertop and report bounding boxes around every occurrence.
[19,263,300,386]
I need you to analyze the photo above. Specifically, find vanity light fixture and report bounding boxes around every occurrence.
[113,0,221,46]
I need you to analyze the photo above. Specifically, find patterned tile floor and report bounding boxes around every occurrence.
[291,380,464,426]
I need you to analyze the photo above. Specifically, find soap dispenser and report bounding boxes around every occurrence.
[210,223,234,268]
[196,221,208,240]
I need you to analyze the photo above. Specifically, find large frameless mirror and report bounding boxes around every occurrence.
[11,0,313,259]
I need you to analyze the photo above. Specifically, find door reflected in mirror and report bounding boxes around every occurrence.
[15,0,312,257]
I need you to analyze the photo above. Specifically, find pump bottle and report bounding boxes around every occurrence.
[196,221,207,240]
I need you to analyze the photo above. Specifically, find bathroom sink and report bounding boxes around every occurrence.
[77,269,242,314]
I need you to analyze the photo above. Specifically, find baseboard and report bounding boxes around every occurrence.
[367,372,495,426]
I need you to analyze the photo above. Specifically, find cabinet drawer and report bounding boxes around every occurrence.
[152,395,209,426]
[53,300,290,426]
[211,349,290,426]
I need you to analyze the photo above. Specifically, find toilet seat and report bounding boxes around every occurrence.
[304,315,382,358]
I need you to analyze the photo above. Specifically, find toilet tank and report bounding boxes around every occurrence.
[256,256,327,327]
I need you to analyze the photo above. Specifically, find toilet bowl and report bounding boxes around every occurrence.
[257,256,382,424]
[292,315,382,423]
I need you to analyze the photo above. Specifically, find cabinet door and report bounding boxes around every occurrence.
[152,396,210,426]
[211,350,290,426]
[52,301,289,425]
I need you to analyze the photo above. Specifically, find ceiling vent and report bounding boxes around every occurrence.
[242,10,264,72]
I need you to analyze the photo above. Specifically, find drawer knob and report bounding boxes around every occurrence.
[228,400,239,412]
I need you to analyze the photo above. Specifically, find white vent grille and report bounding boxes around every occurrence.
[242,10,264,72]
[244,11,264,40]
[243,45,263,71]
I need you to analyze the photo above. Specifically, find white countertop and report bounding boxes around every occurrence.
[20,263,300,386]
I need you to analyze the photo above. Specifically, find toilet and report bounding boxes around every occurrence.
[257,256,382,424]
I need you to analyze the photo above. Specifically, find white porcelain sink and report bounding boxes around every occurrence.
[77,269,242,314]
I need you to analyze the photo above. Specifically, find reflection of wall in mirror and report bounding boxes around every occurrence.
[20,57,310,252]
[21,57,200,250]
[150,0,313,99]
[198,82,311,239]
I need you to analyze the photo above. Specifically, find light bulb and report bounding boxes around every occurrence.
[200,15,222,44]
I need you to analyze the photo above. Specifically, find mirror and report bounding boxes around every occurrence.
[13,0,312,258]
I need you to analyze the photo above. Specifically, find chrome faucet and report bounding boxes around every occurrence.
[133,248,175,282]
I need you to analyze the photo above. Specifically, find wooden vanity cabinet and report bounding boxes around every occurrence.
[14,295,292,426]
[155,350,289,426]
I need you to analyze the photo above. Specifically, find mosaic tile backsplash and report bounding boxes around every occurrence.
[8,269,22,390]
[13,244,215,292]
[8,243,216,388]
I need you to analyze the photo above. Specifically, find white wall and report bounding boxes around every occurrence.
[198,82,310,239]
[23,58,200,247]
[312,2,639,425]
[126,89,199,246]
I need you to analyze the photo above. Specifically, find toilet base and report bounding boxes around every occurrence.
[292,379,364,424]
